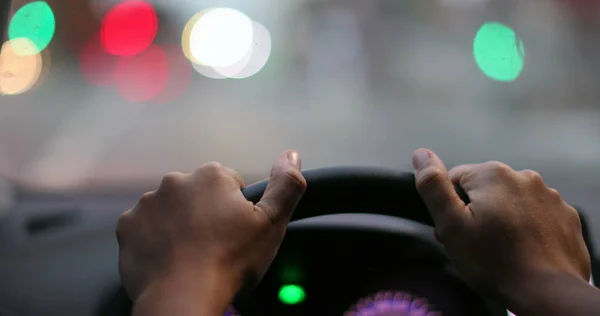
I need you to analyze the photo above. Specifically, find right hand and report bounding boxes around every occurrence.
[411,148,591,307]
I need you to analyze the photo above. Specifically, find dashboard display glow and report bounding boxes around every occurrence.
[345,291,441,316]
[224,306,240,316]
[278,284,306,305]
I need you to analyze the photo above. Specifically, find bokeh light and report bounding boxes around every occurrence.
[473,22,525,82]
[228,21,272,79]
[182,9,213,64]
[79,33,119,86]
[186,7,253,67]
[29,44,52,91]
[101,0,158,56]
[113,45,169,102]
[8,1,56,55]
[190,19,272,79]
[0,38,44,95]
[151,46,192,104]
[191,62,227,79]
[210,44,253,78]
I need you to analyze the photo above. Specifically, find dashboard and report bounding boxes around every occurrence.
[239,226,495,315]
[0,190,596,316]
[100,214,509,316]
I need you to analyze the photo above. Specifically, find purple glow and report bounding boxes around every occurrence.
[344,291,442,316]
[224,306,240,316]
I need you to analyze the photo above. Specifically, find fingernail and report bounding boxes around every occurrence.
[412,149,431,170]
[287,151,301,169]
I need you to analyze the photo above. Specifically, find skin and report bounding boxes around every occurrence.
[117,148,600,315]
[413,148,599,316]
[116,150,307,316]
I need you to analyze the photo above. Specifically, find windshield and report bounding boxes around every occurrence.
[1,0,599,191]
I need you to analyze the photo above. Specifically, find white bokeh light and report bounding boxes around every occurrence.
[192,20,272,79]
[189,8,253,67]
[192,62,227,79]
[229,20,272,79]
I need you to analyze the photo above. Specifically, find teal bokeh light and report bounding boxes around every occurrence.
[473,22,525,82]
[8,1,56,55]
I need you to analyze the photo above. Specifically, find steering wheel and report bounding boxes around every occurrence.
[101,167,476,316]
[242,166,469,225]
[101,166,596,316]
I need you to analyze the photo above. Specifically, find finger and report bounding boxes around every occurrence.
[192,162,244,188]
[116,208,135,245]
[255,150,307,224]
[412,148,470,231]
[448,164,476,184]
[223,166,245,188]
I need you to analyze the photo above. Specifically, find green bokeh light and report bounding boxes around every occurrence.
[473,22,525,82]
[278,284,306,305]
[8,1,56,55]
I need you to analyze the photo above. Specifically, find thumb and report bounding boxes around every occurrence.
[255,150,307,224]
[412,148,469,234]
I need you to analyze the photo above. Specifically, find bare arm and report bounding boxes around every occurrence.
[506,272,600,316]
[412,148,594,316]
[132,268,237,316]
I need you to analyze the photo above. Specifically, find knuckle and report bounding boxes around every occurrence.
[138,191,155,205]
[485,161,512,176]
[203,161,224,172]
[521,169,544,184]
[198,161,225,178]
[566,204,582,225]
[160,172,185,189]
[416,166,443,190]
[548,188,562,199]
[280,167,307,191]
[116,211,133,243]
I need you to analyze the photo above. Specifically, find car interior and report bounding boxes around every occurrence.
[1,0,600,316]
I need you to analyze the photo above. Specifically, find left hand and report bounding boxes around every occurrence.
[116,150,307,315]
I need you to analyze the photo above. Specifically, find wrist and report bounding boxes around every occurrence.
[133,266,239,316]
[500,270,590,315]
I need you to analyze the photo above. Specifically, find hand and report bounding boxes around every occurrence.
[116,150,307,315]
[412,148,591,313]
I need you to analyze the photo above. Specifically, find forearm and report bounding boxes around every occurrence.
[133,268,239,316]
[505,272,600,316]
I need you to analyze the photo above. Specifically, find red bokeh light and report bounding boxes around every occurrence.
[151,46,192,104]
[114,45,169,103]
[100,0,158,56]
[79,33,119,86]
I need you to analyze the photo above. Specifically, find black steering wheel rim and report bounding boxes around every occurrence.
[101,167,475,316]
[242,166,469,227]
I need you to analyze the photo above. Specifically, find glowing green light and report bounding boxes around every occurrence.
[8,1,56,55]
[278,284,306,305]
[473,22,525,82]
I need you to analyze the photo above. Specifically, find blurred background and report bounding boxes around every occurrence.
[0,0,600,234]
[1,1,600,315]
